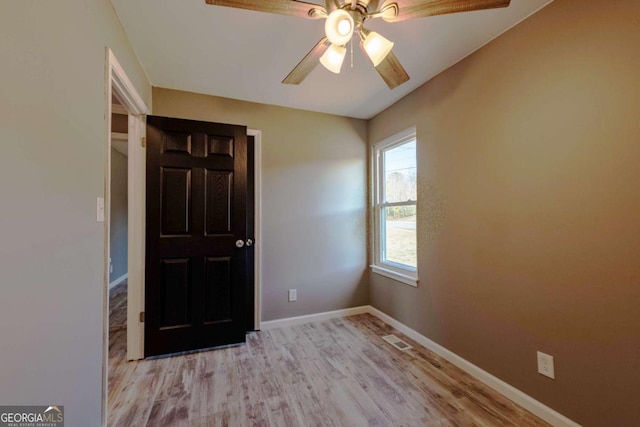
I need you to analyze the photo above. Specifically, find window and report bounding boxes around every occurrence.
[371,127,418,287]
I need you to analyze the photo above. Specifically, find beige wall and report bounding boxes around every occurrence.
[368,0,640,425]
[153,88,368,320]
[0,0,151,424]
[3,0,637,424]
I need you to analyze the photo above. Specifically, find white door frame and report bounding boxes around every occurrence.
[103,48,149,426]
[125,111,147,363]
[248,129,263,331]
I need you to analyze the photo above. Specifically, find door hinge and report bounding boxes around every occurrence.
[141,136,146,148]
[139,311,145,323]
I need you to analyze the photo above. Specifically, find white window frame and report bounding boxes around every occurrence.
[371,127,418,287]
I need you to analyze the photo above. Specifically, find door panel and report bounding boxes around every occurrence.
[207,135,234,157]
[162,131,192,155]
[145,115,248,357]
[159,258,191,329]
[161,168,191,236]
[204,257,232,323]
[205,170,232,234]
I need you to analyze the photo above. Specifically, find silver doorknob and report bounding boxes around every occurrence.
[246,239,253,247]
[235,240,245,248]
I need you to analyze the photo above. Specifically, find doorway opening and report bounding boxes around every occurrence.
[102,49,149,426]
[107,97,129,369]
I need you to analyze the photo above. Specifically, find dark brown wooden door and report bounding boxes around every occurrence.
[145,115,247,357]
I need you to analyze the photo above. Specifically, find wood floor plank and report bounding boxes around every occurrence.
[108,287,550,427]
[108,357,167,426]
[264,393,304,427]
[108,281,127,329]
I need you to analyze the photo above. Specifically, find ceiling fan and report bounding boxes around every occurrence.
[205,0,511,89]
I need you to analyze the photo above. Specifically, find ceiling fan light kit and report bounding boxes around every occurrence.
[325,9,355,45]
[320,44,347,73]
[361,29,394,67]
[205,0,512,89]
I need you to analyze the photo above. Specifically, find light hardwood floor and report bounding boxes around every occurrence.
[109,281,127,330]
[108,301,549,426]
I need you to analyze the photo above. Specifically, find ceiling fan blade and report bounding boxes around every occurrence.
[382,0,510,22]
[359,42,409,89]
[205,0,326,19]
[324,0,339,12]
[282,37,331,85]
[375,51,410,89]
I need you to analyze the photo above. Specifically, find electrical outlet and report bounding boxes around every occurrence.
[537,351,555,379]
[288,289,297,302]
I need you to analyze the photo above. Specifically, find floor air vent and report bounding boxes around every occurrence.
[382,334,413,351]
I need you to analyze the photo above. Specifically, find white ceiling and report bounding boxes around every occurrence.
[111,0,551,119]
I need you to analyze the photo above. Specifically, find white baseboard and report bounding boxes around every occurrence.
[260,306,370,330]
[109,273,128,290]
[260,305,580,427]
[366,306,581,427]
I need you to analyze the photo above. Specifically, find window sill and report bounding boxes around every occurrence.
[370,265,418,288]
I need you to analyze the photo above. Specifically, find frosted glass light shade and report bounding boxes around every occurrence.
[324,9,354,46]
[363,31,394,66]
[319,44,347,74]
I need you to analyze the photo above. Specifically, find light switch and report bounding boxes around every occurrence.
[97,197,105,223]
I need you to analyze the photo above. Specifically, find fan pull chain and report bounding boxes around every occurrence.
[350,37,354,68]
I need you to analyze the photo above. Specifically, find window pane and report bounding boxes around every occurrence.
[383,205,416,268]
[384,140,416,203]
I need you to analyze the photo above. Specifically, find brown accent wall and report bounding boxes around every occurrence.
[368,0,640,425]
[111,113,129,134]
[153,88,369,321]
